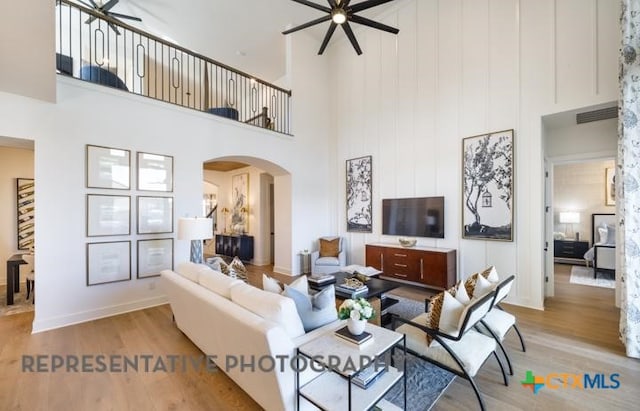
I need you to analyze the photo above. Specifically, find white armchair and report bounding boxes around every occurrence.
[311,237,346,274]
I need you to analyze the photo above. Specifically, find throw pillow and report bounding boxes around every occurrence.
[288,275,309,296]
[598,226,608,244]
[453,281,471,305]
[283,285,337,332]
[206,256,231,275]
[481,266,500,283]
[464,273,478,297]
[438,291,466,337]
[229,257,248,282]
[473,274,495,298]
[319,238,340,258]
[262,274,283,293]
[606,224,616,244]
[426,292,445,345]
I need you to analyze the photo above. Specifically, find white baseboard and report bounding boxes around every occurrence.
[31,295,169,334]
[273,265,292,276]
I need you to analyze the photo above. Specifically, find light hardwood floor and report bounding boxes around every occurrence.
[0,263,638,410]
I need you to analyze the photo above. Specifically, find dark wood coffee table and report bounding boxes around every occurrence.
[309,271,400,326]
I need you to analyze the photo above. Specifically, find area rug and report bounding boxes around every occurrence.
[0,283,35,316]
[569,265,615,289]
[382,294,455,410]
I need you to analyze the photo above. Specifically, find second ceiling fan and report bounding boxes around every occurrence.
[283,0,399,55]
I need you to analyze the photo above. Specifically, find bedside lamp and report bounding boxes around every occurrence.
[177,217,213,263]
[559,212,580,240]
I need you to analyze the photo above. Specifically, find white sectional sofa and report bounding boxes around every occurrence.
[160,263,339,411]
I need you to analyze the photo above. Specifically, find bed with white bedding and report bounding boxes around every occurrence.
[584,213,616,278]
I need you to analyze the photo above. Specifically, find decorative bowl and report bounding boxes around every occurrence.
[398,238,417,247]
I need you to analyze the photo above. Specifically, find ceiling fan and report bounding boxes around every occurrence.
[77,0,142,35]
[282,0,399,55]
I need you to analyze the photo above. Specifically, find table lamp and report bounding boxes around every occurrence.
[559,211,580,240]
[177,217,213,263]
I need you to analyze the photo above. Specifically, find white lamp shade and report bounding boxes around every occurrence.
[559,212,580,224]
[177,217,213,240]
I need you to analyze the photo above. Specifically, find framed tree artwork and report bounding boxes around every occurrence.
[346,155,372,232]
[462,129,514,241]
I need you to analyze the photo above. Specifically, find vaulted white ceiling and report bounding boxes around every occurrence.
[88,0,399,82]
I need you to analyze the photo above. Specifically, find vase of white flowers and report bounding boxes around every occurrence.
[338,297,375,336]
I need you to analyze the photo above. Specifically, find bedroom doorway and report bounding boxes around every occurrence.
[542,103,618,304]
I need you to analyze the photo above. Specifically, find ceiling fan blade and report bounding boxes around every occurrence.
[327,0,337,7]
[318,22,337,55]
[108,21,121,35]
[291,0,331,13]
[85,15,98,24]
[349,0,395,14]
[77,0,96,9]
[282,15,331,34]
[86,0,98,8]
[342,22,362,55]
[350,14,399,34]
[108,11,142,22]
[102,0,120,12]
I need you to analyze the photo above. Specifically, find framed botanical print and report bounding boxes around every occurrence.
[462,129,514,241]
[346,155,372,232]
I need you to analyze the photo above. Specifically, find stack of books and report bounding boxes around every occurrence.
[335,281,368,298]
[352,362,387,389]
[334,326,373,345]
[307,273,336,285]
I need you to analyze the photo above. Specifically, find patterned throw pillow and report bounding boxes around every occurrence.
[229,256,248,282]
[425,290,467,346]
[464,273,479,298]
[319,238,340,257]
[426,292,445,345]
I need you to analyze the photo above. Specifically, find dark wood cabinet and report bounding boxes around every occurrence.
[554,240,589,260]
[215,234,254,261]
[365,243,456,290]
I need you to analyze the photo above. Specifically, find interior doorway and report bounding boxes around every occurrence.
[542,103,617,306]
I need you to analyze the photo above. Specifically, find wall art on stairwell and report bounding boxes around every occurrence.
[346,155,372,232]
[462,129,514,241]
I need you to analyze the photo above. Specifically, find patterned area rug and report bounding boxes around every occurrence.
[0,282,35,316]
[382,294,455,410]
[569,265,615,289]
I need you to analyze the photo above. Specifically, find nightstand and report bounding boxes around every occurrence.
[554,240,589,260]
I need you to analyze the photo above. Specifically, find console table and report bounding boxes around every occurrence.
[215,234,254,261]
[365,243,456,290]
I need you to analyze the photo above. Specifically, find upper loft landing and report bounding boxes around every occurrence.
[55,0,291,135]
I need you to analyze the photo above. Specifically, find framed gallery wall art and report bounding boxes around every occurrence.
[16,178,35,250]
[137,196,174,234]
[346,155,373,232]
[605,167,616,206]
[86,194,131,237]
[137,152,174,192]
[86,144,130,189]
[231,173,249,234]
[137,238,173,278]
[462,129,514,241]
[86,241,131,286]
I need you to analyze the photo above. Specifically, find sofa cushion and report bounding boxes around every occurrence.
[230,282,305,338]
[315,257,341,267]
[262,274,283,293]
[283,285,337,332]
[199,268,243,299]
[319,238,340,257]
[176,262,205,282]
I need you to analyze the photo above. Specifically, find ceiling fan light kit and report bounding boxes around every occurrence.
[283,0,399,55]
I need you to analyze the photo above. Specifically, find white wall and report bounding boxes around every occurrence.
[0,146,34,284]
[554,159,616,242]
[546,118,618,159]
[329,0,620,309]
[0,0,55,102]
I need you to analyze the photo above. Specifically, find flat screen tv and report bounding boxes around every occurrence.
[382,197,445,238]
